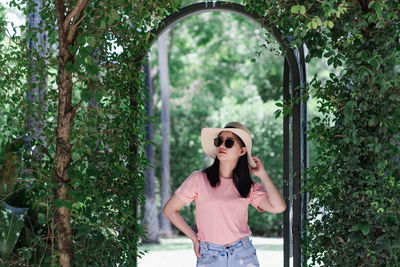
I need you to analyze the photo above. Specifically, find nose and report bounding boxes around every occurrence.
[220,142,227,149]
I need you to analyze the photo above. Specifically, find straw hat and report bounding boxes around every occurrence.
[201,122,256,168]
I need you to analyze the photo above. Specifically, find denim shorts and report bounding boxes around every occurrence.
[196,236,260,267]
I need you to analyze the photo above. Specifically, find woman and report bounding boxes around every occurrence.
[163,122,286,267]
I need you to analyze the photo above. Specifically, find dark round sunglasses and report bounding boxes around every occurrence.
[214,137,236,149]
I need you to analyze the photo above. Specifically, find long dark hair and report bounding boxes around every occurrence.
[202,132,254,198]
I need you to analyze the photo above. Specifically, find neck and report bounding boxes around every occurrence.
[219,160,237,178]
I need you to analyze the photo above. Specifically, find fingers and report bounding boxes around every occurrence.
[193,241,201,258]
[253,156,262,164]
[195,248,201,258]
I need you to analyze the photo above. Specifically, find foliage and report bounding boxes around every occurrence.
[0,137,28,262]
[150,10,285,237]
[0,4,5,43]
[3,0,396,265]
[1,0,182,265]
[244,0,400,265]
[149,9,325,237]
[0,202,28,261]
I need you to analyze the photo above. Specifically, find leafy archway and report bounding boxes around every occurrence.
[136,2,307,266]
[1,0,398,266]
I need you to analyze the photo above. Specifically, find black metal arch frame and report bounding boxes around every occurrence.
[137,2,308,266]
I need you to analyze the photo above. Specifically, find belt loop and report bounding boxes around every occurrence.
[206,243,209,252]
[241,238,246,248]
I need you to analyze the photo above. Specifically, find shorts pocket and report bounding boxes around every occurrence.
[197,249,221,265]
[233,247,259,265]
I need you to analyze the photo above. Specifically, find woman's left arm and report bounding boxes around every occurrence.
[250,156,287,213]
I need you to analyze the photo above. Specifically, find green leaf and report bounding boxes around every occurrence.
[86,163,99,177]
[0,202,28,260]
[22,248,32,260]
[86,146,93,156]
[77,35,86,46]
[299,6,306,15]
[100,20,106,29]
[327,56,334,66]
[88,37,96,47]
[368,116,378,127]
[38,213,46,225]
[81,89,92,102]
[108,11,119,25]
[65,61,76,74]
[311,21,318,29]
[351,224,359,231]
[291,5,300,14]
[359,224,370,236]
[370,58,380,69]
[78,224,91,234]
[315,17,322,26]
[94,89,103,103]
[375,143,382,153]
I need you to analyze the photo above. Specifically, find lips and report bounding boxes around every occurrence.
[218,151,226,154]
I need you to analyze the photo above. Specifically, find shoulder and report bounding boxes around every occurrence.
[190,170,206,179]
[185,170,206,182]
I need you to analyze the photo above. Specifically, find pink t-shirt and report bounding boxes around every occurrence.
[174,170,268,245]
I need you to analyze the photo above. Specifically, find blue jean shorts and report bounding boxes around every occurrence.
[196,236,260,267]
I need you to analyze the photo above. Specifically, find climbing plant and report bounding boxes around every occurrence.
[1,0,181,266]
[2,0,399,266]
[243,0,400,265]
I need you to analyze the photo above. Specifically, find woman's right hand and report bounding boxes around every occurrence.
[192,238,201,258]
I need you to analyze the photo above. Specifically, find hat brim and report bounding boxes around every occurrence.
[201,127,256,168]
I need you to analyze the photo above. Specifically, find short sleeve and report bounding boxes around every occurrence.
[174,171,199,204]
[248,182,268,212]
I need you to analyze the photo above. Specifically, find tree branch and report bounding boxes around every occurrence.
[70,126,131,148]
[63,0,88,32]
[55,0,66,34]
[70,98,84,122]
[66,14,86,43]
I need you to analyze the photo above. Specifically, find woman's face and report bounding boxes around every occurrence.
[215,131,247,163]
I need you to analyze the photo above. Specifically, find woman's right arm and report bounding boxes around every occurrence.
[162,194,201,258]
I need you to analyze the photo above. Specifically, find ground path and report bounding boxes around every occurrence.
[138,236,286,267]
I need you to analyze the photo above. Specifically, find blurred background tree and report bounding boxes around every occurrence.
[144,9,332,237]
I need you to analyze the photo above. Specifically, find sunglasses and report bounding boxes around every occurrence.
[214,136,236,149]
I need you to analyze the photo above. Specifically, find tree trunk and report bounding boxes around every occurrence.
[54,43,74,267]
[143,52,160,243]
[158,30,173,237]
[54,1,88,266]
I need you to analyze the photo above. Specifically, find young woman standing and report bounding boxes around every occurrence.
[163,122,286,267]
